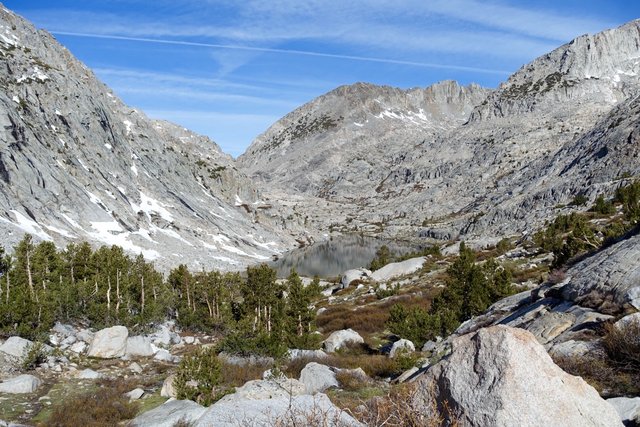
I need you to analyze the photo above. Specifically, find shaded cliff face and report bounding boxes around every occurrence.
[0,5,295,271]
[237,20,640,244]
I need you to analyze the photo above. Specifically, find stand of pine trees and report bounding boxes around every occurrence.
[0,235,318,357]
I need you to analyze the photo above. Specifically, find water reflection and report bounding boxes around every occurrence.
[270,234,417,278]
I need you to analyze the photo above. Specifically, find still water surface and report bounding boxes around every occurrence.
[270,234,418,278]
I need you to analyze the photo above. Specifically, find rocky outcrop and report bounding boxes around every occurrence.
[370,257,426,282]
[322,329,364,352]
[415,326,623,427]
[87,325,128,359]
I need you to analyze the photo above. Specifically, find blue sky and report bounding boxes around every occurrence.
[5,1,640,157]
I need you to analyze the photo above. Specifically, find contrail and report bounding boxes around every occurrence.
[51,31,512,76]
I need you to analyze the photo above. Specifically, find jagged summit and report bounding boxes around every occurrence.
[0,5,295,271]
[469,19,640,122]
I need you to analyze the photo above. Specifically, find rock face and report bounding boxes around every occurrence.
[416,326,623,427]
[562,234,640,314]
[0,374,41,394]
[299,362,339,394]
[323,329,364,353]
[87,326,128,358]
[0,6,294,272]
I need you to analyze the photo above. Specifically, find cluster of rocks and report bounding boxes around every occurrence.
[133,359,366,427]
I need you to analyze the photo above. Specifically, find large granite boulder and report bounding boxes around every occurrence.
[341,268,370,288]
[0,337,33,360]
[129,399,206,427]
[299,362,338,394]
[416,325,623,427]
[0,374,42,394]
[87,326,129,359]
[323,329,364,353]
[607,397,640,426]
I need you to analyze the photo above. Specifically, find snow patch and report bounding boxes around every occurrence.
[43,224,75,238]
[150,224,192,246]
[130,191,174,222]
[131,162,138,176]
[234,194,244,206]
[61,214,84,230]
[123,120,133,135]
[16,66,49,84]
[375,108,434,127]
[8,210,52,241]
[77,158,89,171]
[89,221,160,260]
[11,95,19,104]
[104,143,112,150]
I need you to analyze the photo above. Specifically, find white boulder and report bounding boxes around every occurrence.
[87,326,128,359]
[126,336,156,358]
[126,388,145,401]
[607,397,640,426]
[389,338,415,358]
[323,329,364,353]
[160,374,177,398]
[417,325,624,427]
[299,362,338,394]
[0,374,42,394]
[341,268,370,288]
[0,337,33,360]
[76,369,103,379]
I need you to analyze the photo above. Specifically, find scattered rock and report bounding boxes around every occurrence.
[160,374,177,398]
[287,349,328,360]
[126,388,145,401]
[416,325,623,427]
[129,399,206,427]
[126,336,156,358]
[76,329,95,344]
[0,337,33,360]
[129,362,143,374]
[341,268,370,288]
[0,374,42,394]
[76,369,103,379]
[154,349,178,363]
[422,340,437,352]
[183,336,195,344]
[389,338,415,358]
[323,329,364,352]
[87,326,128,359]
[68,341,87,354]
[299,362,339,394]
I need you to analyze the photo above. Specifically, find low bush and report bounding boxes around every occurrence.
[602,319,640,369]
[45,379,139,427]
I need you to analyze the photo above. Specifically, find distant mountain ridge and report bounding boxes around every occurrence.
[238,19,640,245]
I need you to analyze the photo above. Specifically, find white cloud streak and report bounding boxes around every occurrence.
[54,31,512,75]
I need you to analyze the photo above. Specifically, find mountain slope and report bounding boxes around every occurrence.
[238,20,640,243]
[0,5,295,271]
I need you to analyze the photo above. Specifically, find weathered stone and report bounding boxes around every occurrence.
[526,311,575,344]
[323,329,364,353]
[75,329,95,344]
[126,336,156,358]
[299,362,338,394]
[341,269,370,288]
[614,312,640,330]
[287,349,328,360]
[0,337,33,360]
[87,326,128,359]
[154,349,177,363]
[0,374,42,394]
[129,399,206,427]
[159,375,176,398]
[389,338,415,358]
[68,341,87,354]
[548,340,599,359]
[417,325,623,427]
[76,369,102,380]
[126,388,145,401]
[129,362,143,374]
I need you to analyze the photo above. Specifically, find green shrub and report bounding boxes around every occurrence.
[22,341,47,370]
[571,194,588,206]
[174,347,232,406]
[591,195,615,215]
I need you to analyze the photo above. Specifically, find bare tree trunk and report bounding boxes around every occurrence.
[107,276,111,312]
[205,298,213,317]
[115,270,121,313]
[5,272,9,304]
[140,275,145,314]
[26,247,34,299]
